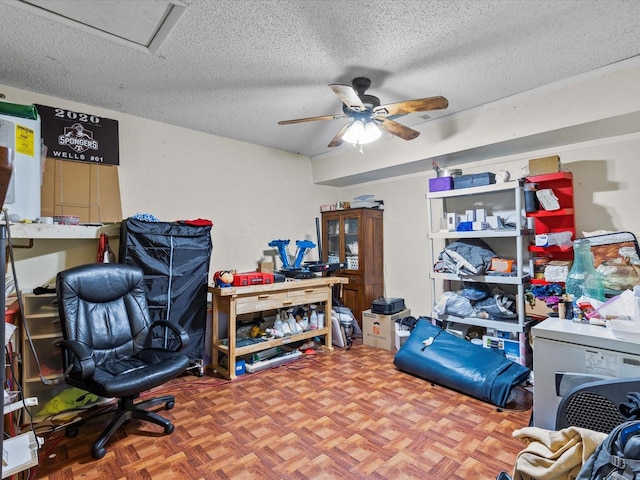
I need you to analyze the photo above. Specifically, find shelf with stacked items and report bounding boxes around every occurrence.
[427,179,533,335]
[430,271,527,285]
[19,292,78,423]
[428,228,527,239]
[525,171,575,287]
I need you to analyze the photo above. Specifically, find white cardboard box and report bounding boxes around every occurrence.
[482,333,532,367]
[395,321,411,350]
[362,308,411,350]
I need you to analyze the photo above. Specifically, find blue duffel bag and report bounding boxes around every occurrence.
[393,317,530,408]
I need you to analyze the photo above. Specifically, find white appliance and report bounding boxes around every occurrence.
[0,102,42,221]
[532,318,640,430]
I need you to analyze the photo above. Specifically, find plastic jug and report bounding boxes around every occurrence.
[565,238,605,302]
[309,305,318,330]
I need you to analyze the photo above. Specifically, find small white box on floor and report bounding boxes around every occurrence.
[482,333,532,367]
[362,308,411,351]
[395,321,411,350]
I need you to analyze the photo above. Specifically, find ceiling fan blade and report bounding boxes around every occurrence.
[278,113,347,125]
[329,84,366,112]
[328,121,353,147]
[374,96,449,116]
[373,117,420,141]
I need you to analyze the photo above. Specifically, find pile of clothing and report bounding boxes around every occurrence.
[434,285,518,321]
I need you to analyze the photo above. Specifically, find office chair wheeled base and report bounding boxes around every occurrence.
[186,359,205,377]
[66,394,176,459]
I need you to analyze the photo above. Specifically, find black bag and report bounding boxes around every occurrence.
[395,316,418,330]
[576,420,640,479]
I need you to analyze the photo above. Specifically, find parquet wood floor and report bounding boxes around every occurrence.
[29,342,531,479]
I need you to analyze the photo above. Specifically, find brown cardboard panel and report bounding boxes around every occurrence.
[98,165,122,222]
[40,158,55,218]
[58,161,90,205]
[41,158,122,223]
[528,155,560,176]
[525,296,551,319]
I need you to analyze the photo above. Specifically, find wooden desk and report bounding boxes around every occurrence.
[208,277,348,379]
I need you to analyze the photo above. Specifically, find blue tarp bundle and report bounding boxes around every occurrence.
[393,317,530,408]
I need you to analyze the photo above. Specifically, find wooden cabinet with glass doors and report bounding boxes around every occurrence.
[321,208,384,325]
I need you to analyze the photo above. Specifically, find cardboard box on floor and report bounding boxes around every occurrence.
[41,157,122,223]
[362,308,411,351]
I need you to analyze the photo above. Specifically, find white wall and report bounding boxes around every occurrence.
[4,56,640,320]
[0,85,339,290]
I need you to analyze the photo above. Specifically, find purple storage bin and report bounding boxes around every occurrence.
[429,176,454,192]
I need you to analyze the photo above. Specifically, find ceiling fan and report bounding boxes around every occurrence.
[278,77,448,148]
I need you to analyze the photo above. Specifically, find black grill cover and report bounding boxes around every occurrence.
[119,218,213,363]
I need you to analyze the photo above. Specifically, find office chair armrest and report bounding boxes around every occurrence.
[55,339,96,380]
[151,320,190,351]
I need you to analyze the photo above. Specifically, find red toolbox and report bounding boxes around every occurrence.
[232,272,274,287]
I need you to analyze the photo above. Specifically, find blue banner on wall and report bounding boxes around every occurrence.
[36,104,119,165]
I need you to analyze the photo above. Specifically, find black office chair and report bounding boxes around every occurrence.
[555,377,640,434]
[56,263,191,459]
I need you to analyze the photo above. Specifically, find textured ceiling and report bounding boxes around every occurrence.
[1,0,640,159]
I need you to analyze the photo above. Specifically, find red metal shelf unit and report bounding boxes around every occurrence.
[525,171,575,284]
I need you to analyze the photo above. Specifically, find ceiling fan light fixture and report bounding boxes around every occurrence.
[342,120,364,143]
[363,121,382,143]
[278,77,448,150]
[343,120,381,145]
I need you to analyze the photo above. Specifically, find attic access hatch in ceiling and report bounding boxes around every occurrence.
[10,0,187,54]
